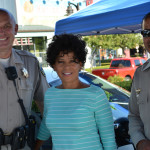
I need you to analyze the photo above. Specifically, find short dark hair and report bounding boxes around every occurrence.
[142,12,150,29]
[46,34,88,68]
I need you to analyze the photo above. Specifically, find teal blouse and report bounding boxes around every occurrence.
[37,84,117,150]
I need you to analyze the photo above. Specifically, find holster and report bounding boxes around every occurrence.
[11,126,26,150]
[0,115,36,150]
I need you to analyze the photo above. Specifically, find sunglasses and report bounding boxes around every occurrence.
[141,30,150,37]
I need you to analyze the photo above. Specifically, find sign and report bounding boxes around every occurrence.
[13,37,33,46]
[16,0,86,28]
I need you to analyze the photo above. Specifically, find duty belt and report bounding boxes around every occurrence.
[0,117,36,150]
[3,134,13,145]
[0,126,27,150]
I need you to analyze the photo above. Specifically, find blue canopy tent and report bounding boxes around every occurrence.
[55,0,150,36]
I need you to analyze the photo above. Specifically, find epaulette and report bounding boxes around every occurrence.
[14,49,37,59]
[140,59,150,71]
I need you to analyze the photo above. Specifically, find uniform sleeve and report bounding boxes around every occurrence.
[33,62,49,102]
[128,76,146,147]
[94,89,117,150]
[37,93,51,140]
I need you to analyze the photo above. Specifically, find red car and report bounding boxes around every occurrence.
[92,57,147,81]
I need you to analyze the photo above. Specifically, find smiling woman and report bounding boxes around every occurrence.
[34,34,117,150]
[46,34,88,89]
[52,51,85,89]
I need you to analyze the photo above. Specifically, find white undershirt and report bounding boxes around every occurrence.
[0,58,10,68]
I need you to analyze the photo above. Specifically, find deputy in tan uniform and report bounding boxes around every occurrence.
[0,8,49,150]
[128,12,150,150]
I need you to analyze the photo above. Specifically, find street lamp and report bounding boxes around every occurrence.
[66,2,80,16]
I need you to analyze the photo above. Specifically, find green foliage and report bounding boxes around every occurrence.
[33,37,47,52]
[105,91,113,101]
[108,75,124,83]
[85,68,92,73]
[85,64,110,73]
[108,75,132,92]
[83,34,143,54]
[114,80,132,92]
[94,65,110,69]
[101,59,112,63]
[100,63,110,66]
[32,101,40,112]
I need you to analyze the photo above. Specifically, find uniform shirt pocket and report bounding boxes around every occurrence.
[136,89,149,124]
[136,90,147,105]
[19,78,33,90]
[18,78,34,113]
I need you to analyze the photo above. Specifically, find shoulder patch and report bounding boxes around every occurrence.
[41,67,46,77]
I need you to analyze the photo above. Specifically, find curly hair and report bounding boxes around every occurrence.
[46,34,88,68]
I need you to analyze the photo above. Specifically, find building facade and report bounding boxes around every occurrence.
[1,0,94,66]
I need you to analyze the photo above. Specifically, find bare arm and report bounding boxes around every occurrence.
[34,139,45,150]
[136,139,150,150]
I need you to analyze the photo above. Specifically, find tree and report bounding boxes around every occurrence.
[83,33,143,54]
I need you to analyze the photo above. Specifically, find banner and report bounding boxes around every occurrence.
[16,0,86,28]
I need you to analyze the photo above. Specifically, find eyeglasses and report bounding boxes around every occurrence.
[141,30,150,37]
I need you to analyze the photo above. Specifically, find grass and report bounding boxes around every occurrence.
[85,64,110,73]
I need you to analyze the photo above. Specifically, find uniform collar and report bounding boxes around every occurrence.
[10,48,24,65]
[141,58,150,71]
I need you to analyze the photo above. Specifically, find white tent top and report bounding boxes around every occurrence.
[55,0,150,36]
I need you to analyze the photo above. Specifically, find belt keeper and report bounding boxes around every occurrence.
[4,133,11,136]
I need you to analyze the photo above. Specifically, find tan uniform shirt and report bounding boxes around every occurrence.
[0,48,49,134]
[128,58,150,147]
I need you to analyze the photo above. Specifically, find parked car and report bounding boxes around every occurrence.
[42,67,135,150]
[92,57,147,81]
